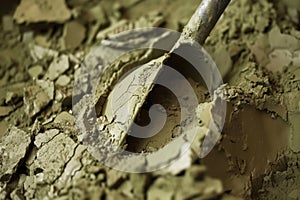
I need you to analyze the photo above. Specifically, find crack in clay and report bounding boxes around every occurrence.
[49,144,80,185]
[1,0,299,199]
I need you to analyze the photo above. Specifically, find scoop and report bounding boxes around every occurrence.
[101,0,231,146]
[72,0,231,172]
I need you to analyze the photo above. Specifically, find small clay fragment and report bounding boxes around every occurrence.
[28,65,43,79]
[45,55,69,81]
[0,127,32,183]
[61,21,86,50]
[24,80,54,117]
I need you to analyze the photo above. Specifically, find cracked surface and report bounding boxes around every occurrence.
[0,0,300,199]
[0,127,32,183]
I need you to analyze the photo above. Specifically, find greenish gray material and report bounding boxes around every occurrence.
[0,127,32,183]
[0,0,299,199]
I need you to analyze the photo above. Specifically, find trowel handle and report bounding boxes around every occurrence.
[182,0,231,45]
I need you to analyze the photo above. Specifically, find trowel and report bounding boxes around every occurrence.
[74,0,231,171]
[100,0,231,146]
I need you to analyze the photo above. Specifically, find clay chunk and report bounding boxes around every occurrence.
[13,0,72,24]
